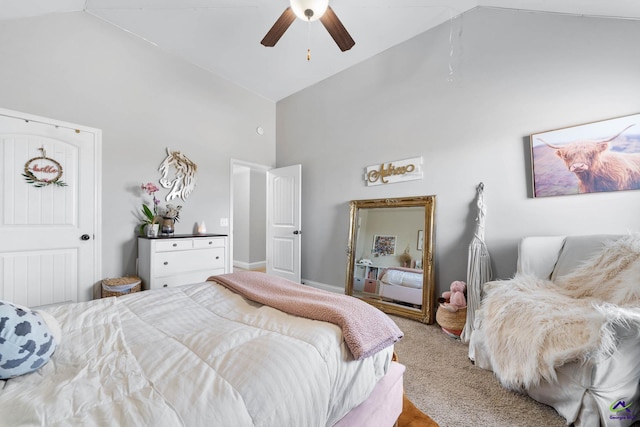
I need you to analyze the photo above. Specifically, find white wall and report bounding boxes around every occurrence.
[0,12,276,280]
[276,7,640,297]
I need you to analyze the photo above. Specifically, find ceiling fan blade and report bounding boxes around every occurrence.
[319,6,355,52]
[261,7,296,47]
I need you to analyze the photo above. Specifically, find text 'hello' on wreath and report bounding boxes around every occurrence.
[22,147,67,187]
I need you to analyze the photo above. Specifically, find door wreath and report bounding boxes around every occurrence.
[22,147,67,187]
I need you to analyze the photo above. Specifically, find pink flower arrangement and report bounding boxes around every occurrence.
[139,182,161,235]
[141,182,160,213]
[138,182,182,235]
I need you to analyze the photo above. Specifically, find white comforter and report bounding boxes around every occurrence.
[381,268,423,289]
[0,282,392,426]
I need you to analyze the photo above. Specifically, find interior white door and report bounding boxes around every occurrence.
[0,109,101,307]
[266,164,301,283]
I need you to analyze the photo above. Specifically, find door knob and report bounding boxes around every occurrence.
[293,230,302,235]
[81,234,91,241]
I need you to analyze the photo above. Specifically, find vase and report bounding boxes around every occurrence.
[161,217,175,236]
[145,223,159,238]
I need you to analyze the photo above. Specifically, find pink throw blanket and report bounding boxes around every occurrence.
[208,271,403,360]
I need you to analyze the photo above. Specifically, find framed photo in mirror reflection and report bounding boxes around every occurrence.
[372,235,396,256]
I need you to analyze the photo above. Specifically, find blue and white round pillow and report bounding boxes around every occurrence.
[0,300,58,380]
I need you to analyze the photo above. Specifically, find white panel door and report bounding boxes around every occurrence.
[0,109,101,306]
[266,164,301,283]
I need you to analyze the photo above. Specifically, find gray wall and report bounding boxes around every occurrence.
[2,8,639,301]
[233,166,251,264]
[0,12,276,279]
[232,166,266,268]
[276,7,640,297]
[249,169,267,264]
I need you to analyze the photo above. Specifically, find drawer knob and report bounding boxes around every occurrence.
[164,261,169,265]
[215,256,219,259]
[208,241,213,245]
[163,284,168,288]
[172,243,178,247]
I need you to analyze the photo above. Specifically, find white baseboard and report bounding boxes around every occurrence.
[302,278,344,294]
[233,260,266,271]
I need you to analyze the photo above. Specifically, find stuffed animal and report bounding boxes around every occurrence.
[436,281,468,338]
[440,280,467,312]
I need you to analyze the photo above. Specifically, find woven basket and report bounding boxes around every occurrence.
[436,304,467,337]
[101,276,142,298]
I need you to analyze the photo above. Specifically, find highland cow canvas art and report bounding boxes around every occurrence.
[530,113,640,197]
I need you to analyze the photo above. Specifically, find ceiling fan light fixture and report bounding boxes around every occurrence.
[290,0,329,22]
[261,1,354,52]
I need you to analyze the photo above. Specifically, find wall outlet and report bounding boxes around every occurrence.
[220,218,229,227]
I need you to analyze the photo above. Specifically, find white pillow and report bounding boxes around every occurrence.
[517,236,566,279]
[550,234,621,282]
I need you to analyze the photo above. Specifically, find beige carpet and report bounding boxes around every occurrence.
[390,315,567,427]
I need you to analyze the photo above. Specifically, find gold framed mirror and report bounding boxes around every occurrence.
[345,195,436,323]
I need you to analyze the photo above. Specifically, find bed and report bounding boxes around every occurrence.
[379,267,423,306]
[0,271,405,427]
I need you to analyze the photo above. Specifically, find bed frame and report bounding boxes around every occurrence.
[379,282,423,306]
[334,361,405,427]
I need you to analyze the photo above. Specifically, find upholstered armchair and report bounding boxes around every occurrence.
[469,234,640,427]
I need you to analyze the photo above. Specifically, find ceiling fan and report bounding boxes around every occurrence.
[261,0,355,52]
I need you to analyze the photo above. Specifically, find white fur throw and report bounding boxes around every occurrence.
[476,233,640,390]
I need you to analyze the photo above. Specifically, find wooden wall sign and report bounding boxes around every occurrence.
[364,156,423,186]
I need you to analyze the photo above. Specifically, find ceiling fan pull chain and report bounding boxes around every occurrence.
[307,20,312,61]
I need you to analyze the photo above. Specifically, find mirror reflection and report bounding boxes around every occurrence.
[346,196,436,323]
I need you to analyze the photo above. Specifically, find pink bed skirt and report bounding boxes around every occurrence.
[333,361,405,427]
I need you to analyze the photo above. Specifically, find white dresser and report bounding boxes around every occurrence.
[137,234,229,290]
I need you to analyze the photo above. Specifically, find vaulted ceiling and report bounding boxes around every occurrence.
[2,0,639,101]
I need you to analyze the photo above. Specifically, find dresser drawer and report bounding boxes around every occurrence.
[154,247,224,277]
[156,240,193,252]
[193,237,225,249]
[151,269,224,289]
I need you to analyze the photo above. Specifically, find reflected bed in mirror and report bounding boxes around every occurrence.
[346,196,436,323]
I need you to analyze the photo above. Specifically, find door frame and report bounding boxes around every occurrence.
[0,107,102,300]
[229,158,271,273]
